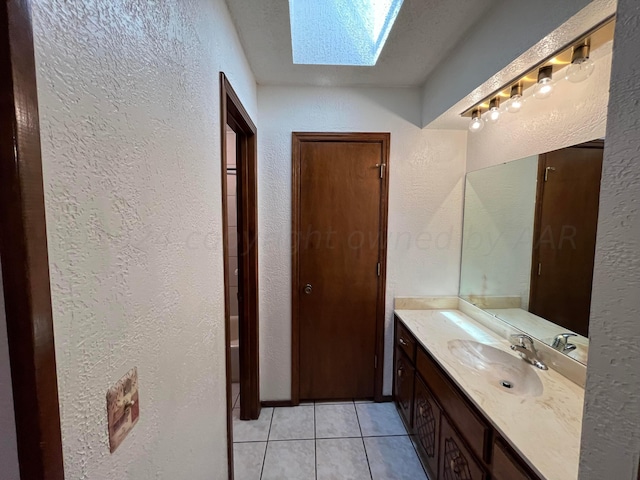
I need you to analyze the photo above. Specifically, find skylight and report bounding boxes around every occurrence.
[289,0,404,66]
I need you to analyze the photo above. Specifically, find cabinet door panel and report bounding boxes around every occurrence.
[417,347,490,462]
[439,416,487,480]
[394,348,415,428]
[492,439,536,480]
[414,376,441,476]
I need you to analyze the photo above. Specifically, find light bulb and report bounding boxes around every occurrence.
[506,84,523,113]
[534,81,553,98]
[469,117,484,132]
[534,66,554,100]
[564,43,595,83]
[485,97,501,124]
[468,109,484,132]
[566,59,594,83]
[506,96,523,113]
[566,44,595,83]
[487,108,500,123]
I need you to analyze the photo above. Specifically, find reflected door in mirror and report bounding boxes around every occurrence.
[529,142,604,337]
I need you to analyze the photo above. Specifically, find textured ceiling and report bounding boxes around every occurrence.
[225,0,499,87]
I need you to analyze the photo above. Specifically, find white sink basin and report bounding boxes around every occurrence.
[448,339,544,397]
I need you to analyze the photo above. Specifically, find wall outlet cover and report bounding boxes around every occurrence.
[106,367,140,453]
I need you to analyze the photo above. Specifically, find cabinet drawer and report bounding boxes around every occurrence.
[396,320,416,362]
[413,376,441,477]
[416,347,490,463]
[439,415,488,480]
[492,439,537,480]
[394,348,415,428]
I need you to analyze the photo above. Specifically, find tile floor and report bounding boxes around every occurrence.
[231,384,428,480]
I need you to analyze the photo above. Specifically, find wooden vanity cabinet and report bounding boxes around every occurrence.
[416,346,490,463]
[413,375,441,475]
[440,415,488,480]
[393,315,541,480]
[492,439,536,480]
[396,321,417,361]
[394,347,415,427]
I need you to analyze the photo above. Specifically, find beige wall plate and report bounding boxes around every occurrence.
[106,367,139,453]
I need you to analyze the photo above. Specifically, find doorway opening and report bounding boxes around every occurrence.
[220,73,260,477]
[291,132,390,404]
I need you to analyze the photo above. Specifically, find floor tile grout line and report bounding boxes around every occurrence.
[233,433,411,444]
[253,434,403,442]
[238,404,413,479]
[396,401,428,476]
[315,436,367,440]
[407,434,430,479]
[252,437,315,443]
[314,402,318,480]
[234,440,272,444]
[354,401,374,480]
[259,408,275,480]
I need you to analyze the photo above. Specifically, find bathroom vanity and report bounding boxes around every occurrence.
[393,308,584,480]
[398,141,604,479]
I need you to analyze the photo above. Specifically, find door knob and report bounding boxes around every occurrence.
[304,284,313,295]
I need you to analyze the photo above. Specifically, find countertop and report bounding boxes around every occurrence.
[395,308,585,480]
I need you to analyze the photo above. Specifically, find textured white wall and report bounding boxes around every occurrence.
[460,157,538,308]
[466,45,612,172]
[0,257,20,480]
[31,1,256,478]
[258,86,467,400]
[579,0,640,477]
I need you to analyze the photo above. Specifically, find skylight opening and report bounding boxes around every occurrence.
[289,0,404,66]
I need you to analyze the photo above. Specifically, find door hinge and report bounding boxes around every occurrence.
[375,163,386,179]
[377,262,381,276]
[375,355,378,369]
[538,263,542,276]
[544,166,556,182]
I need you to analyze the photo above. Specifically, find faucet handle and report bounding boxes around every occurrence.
[510,333,535,349]
[510,333,531,342]
[552,333,578,351]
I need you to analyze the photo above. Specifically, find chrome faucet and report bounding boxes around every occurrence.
[510,334,548,370]
[552,333,577,353]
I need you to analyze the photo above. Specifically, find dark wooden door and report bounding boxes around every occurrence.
[529,143,603,336]
[294,134,389,401]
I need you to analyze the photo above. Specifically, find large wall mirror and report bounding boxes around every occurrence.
[459,141,604,364]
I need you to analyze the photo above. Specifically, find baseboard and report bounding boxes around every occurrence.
[262,397,392,407]
[261,400,294,408]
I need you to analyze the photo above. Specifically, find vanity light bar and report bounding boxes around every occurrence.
[460,14,615,119]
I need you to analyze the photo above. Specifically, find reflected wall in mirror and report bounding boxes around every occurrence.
[459,141,604,365]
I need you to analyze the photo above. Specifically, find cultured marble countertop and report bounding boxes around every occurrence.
[394,309,585,480]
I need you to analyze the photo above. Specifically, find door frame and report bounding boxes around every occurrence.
[291,132,390,405]
[220,73,260,478]
[0,0,65,478]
